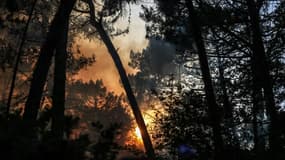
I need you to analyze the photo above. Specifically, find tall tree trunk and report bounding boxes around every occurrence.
[185,0,224,159]
[6,0,37,115]
[86,1,155,159]
[96,23,155,159]
[96,21,155,160]
[246,0,280,153]
[51,0,75,138]
[217,51,232,120]
[251,68,265,153]
[23,0,76,123]
[216,50,240,146]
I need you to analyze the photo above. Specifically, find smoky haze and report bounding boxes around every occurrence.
[73,4,148,94]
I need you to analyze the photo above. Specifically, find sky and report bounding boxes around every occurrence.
[73,4,149,94]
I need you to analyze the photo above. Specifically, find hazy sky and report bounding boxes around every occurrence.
[73,4,148,94]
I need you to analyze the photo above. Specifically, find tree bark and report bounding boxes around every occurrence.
[51,0,75,138]
[186,0,224,159]
[246,0,280,153]
[23,0,76,123]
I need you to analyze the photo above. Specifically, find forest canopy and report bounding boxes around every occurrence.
[0,0,285,160]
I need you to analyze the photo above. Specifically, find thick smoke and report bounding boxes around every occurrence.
[128,38,177,104]
[145,38,176,74]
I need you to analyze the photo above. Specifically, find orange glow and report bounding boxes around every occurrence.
[72,15,148,94]
[135,126,142,140]
[124,106,160,150]
[124,126,144,150]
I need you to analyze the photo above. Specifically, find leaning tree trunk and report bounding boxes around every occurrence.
[96,21,155,160]
[246,0,280,153]
[86,1,155,159]
[186,0,224,159]
[23,0,76,123]
[51,0,75,138]
[95,23,155,159]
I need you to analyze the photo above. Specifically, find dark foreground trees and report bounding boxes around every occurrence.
[20,0,155,158]
[141,0,285,159]
[1,0,284,159]
[23,0,76,139]
[143,0,224,158]
[246,0,280,153]
[185,1,224,159]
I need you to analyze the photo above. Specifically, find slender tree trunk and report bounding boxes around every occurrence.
[96,22,155,159]
[86,1,155,158]
[186,0,224,159]
[216,50,241,146]
[251,68,265,153]
[51,0,75,138]
[246,0,280,153]
[23,0,76,123]
[217,52,232,120]
[6,0,37,115]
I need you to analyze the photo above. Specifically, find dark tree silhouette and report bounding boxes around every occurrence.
[84,0,155,159]
[1,0,285,159]
[23,0,77,124]
[140,0,285,158]
[185,1,224,159]
[51,0,74,138]
[246,0,280,153]
[6,0,38,115]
